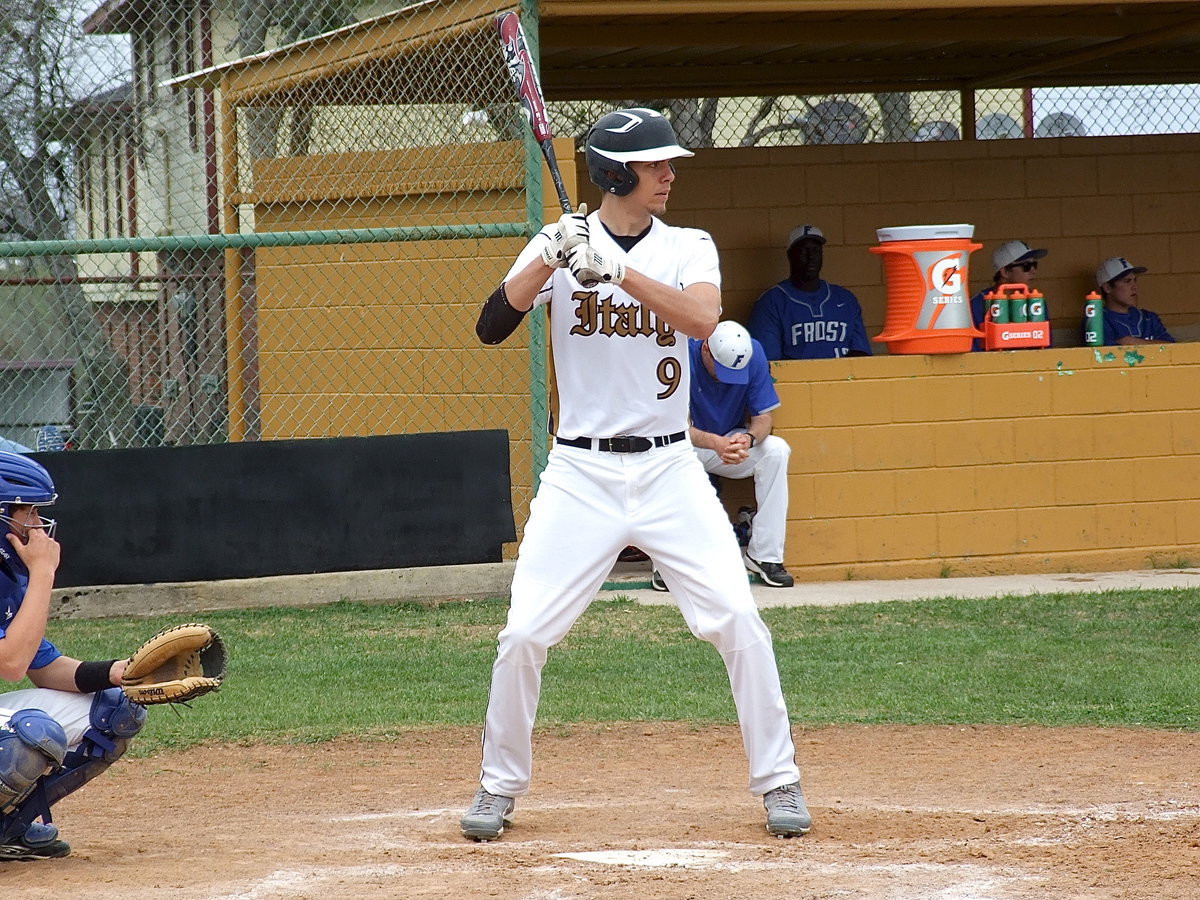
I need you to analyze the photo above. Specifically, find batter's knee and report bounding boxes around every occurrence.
[495,623,552,668]
[696,603,775,654]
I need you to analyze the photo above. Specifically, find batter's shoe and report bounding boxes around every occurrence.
[461,788,515,841]
[745,557,795,588]
[0,822,71,860]
[763,782,812,837]
[650,569,668,592]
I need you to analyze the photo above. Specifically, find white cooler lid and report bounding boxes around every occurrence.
[876,224,975,242]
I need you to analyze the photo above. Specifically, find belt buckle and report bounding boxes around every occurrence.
[609,435,651,453]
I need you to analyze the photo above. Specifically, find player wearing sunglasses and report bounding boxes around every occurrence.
[970,240,1049,351]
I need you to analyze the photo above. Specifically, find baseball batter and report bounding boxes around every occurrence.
[464,108,810,841]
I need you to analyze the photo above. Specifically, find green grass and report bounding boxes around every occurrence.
[43,588,1200,755]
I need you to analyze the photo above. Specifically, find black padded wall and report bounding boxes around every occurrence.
[33,431,515,587]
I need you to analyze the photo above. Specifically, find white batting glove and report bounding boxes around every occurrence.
[568,241,625,287]
[536,224,567,268]
[536,204,589,269]
[558,203,589,255]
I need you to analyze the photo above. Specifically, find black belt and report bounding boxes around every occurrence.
[556,432,686,453]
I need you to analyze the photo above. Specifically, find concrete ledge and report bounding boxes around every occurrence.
[50,562,517,620]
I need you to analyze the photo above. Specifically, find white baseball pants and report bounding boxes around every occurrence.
[692,433,791,564]
[0,689,94,748]
[479,440,800,798]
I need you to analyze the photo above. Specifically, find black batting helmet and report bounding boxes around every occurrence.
[585,108,694,196]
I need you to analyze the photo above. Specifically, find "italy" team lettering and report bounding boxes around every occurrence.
[569,290,677,346]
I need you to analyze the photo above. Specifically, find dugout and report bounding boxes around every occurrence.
[171,0,1200,580]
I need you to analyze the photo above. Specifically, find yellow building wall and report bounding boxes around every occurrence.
[761,343,1200,580]
[237,131,1199,577]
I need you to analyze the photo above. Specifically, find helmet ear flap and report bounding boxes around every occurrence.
[602,163,636,195]
[585,147,638,196]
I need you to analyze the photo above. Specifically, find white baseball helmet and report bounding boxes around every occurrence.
[707,322,753,385]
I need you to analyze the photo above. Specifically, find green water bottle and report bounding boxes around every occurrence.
[1083,291,1103,346]
[1027,290,1046,322]
[986,289,1008,324]
[1010,288,1028,323]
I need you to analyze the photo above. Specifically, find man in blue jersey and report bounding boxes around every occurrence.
[652,321,794,589]
[1093,257,1175,345]
[0,451,147,860]
[749,225,871,360]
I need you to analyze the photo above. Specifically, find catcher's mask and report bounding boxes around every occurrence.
[0,451,57,538]
[585,108,693,196]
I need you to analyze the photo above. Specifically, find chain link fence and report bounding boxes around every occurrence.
[2,0,1199,541]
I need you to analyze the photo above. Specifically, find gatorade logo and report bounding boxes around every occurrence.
[929,254,965,297]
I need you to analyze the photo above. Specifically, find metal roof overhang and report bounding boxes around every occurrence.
[165,0,1200,104]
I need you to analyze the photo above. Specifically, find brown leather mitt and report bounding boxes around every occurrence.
[121,623,227,705]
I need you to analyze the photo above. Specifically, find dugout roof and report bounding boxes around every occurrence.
[163,0,1200,104]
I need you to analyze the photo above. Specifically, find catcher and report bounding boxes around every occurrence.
[0,451,224,860]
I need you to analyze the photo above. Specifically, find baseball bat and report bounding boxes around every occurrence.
[494,11,573,214]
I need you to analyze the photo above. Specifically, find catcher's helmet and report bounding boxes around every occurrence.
[585,108,693,196]
[0,451,56,506]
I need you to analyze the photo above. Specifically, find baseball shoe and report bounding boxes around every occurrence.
[763,782,812,837]
[0,822,71,860]
[650,569,668,592]
[745,556,795,588]
[461,788,515,841]
[618,545,649,563]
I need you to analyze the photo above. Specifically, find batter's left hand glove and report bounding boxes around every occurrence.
[121,623,228,705]
[568,241,625,287]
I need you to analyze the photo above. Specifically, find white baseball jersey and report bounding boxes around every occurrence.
[508,213,720,439]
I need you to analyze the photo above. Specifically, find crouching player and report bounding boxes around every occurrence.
[0,451,146,860]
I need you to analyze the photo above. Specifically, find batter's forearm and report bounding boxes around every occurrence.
[622,271,720,339]
[477,253,559,345]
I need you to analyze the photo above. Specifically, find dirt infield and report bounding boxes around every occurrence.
[11,724,1199,899]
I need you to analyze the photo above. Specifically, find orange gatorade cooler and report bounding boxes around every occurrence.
[871,224,983,354]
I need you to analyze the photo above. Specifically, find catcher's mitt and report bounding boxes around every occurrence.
[121,623,227,705]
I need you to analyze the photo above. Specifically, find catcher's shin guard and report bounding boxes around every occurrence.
[41,688,147,808]
[0,709,68,842]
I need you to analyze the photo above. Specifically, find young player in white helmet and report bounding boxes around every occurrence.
[469,108,810,841]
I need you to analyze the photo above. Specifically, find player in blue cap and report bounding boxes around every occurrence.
[651,321,794,588]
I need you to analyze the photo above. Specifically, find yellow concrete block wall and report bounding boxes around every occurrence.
[767,344,1200,580]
